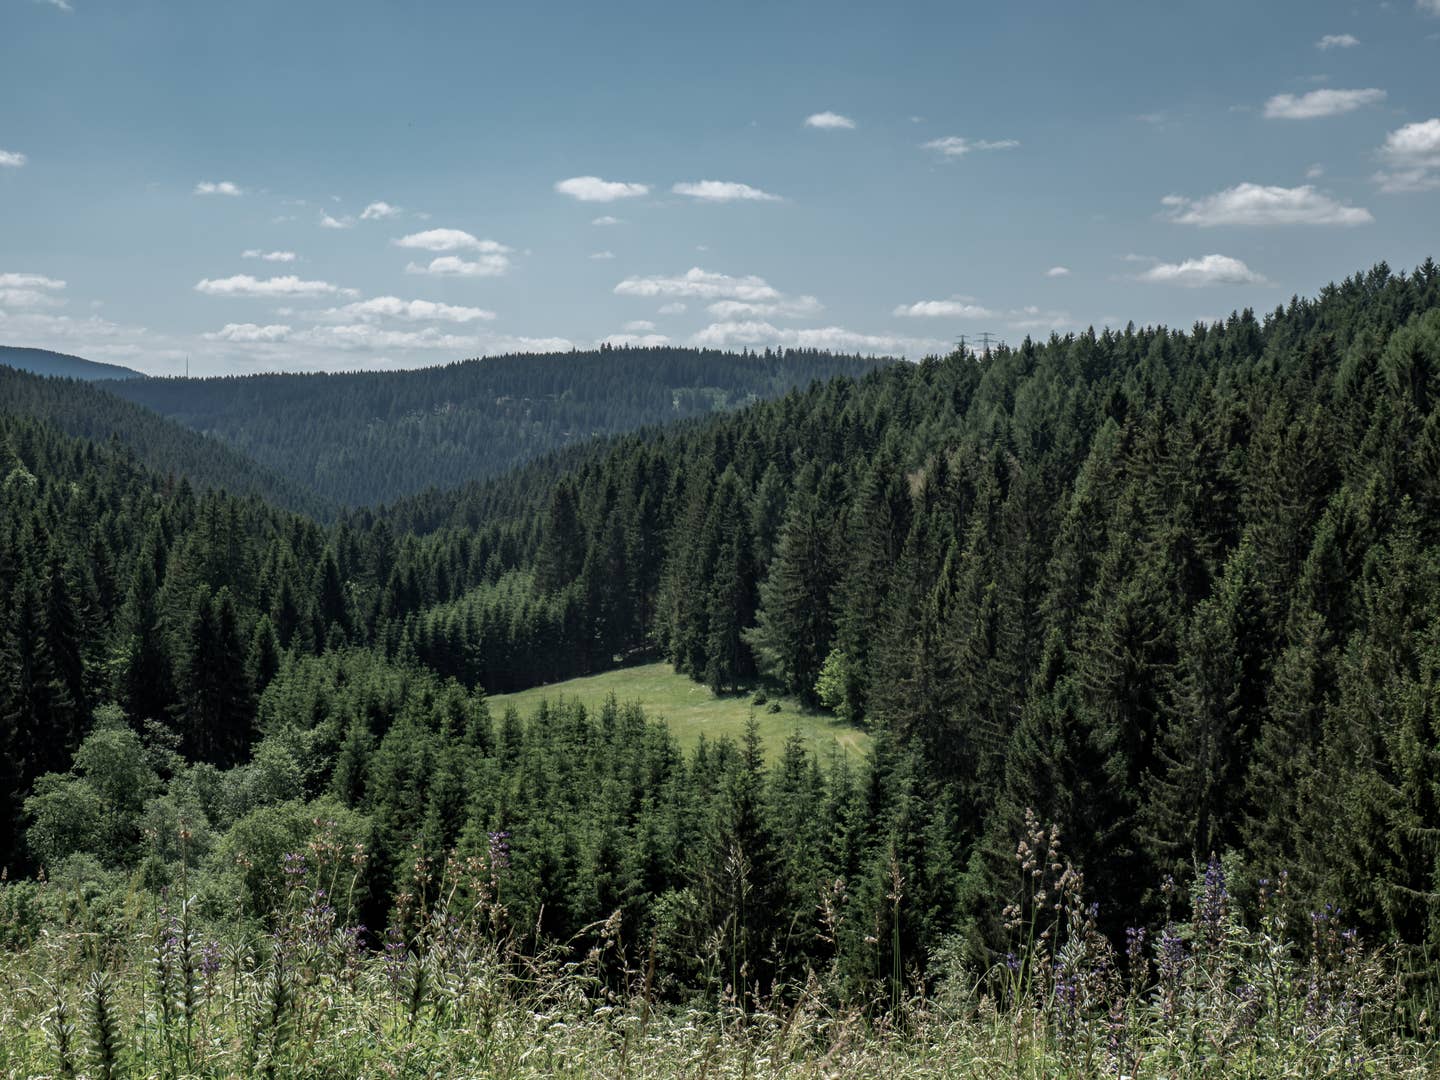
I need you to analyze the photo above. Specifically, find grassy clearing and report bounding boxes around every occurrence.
[485,662,870,759]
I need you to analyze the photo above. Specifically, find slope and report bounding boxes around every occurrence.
[0,344,145,381]
[0,364,330,517]
[105,346,894,506]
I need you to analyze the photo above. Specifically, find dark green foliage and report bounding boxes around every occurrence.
[4,260,1440,1004]
[107,346,890,507]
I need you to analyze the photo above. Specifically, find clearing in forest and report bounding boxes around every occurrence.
[485,662,870,759]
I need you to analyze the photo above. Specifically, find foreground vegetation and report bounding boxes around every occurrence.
[2,815,1432,1078]
[485,661,869,758]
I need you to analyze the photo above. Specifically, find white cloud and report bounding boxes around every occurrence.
[317,296,497,324]
[591,215,623,226]
[691,320,944,356]
[922,136,1020,158]
[1007,307,1073,332]
[554,176,649,202]
[1045,266,1071,278]
[1306,163,1325,179]
[405,255,510,277]
[589,251,616,260]
[805,111,856,130]
[1162,183,1373,226]
[672,180,782,202]
[0,289,64,309]
[37,0,73,11]
[615,267,781,302]
[205,323,293,343]
[623,320,657,332]
[1421,0,1440,14]
[318,211,354,229]
[1316,33,1359,49]
[360,201,401,220]
[242,249,298,263]
[892,299,998,319]
[0,272,66,290]
[658,302,687,315]
[194,274,350,298]
[194,180,242,196]
[1263,87,1385,119]
[1137,254,1269,287]
[707,296,823,319]
[602,333,671,347]
[393,228,510,253]
[1373,118,1440,192]
[0,272,66,310]
[0,149,27,168]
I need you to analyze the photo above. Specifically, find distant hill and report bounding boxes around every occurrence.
[107,346,895,507]
[0,345,145,381]
[0,364,330,517]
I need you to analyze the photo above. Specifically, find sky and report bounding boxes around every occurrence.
[2,0,1439,376]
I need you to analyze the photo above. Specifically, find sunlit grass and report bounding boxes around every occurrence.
[486,662,870,759]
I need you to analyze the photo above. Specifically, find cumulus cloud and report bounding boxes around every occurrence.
[242,249,298,263]
[205,323,292,343]
[658,302,687,315]
[194,274,350,298]
[672,180,782,202]
[554,176,650,202]
[0,149,27,168]
[602,333,671,347]
[805,111,856,129]
[1162,183,1373,226]
[892,299,997,319]
[360,201,401,220]
[922,136,1020,158]
[691,320,944,356]
[0,272,66,290]
[1373,118,1440,192]
[590,251,616,260]
[1045,266,1071,278]
[37,0,73,11]
[707,296,823,319]
[318,211,355,229]
[393,229,510,253]
[623,320,657,332]
[1317,33,1360,49]
[1007,307,1073,332]
[0,273,68,311]
[1264,87,1385,119]
[194,180,242,196]
[615,267,781,302]
[318,296,496,324]
[591,215,623,226]
[1137,254,1269,287]
[404,255,510,277]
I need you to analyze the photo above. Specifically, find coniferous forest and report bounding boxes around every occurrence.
[3,263,1440,1075]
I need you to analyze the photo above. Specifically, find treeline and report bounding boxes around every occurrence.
[107,346,891,506]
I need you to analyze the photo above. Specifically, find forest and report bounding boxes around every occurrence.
[104,346,890,506]
[2,261,1440,1075]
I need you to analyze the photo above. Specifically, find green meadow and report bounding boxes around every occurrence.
[485,661,870,759]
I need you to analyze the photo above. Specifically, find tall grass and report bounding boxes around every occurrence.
[0,815,1433,1079]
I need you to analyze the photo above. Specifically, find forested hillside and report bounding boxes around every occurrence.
[0,345,145,380]
[3,262,1440,1058]
[107,346,890,506]
[0,365,328,516]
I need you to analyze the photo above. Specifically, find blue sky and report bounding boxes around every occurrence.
[3,0,1439,375]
